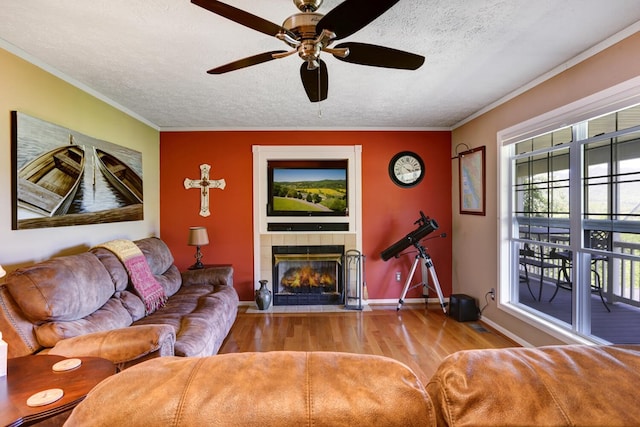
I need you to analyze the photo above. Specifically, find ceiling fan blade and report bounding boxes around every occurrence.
[334,42,425,70]
[191,0,295,39]
[207,51,288,74]
[317,0,400,40]
[300,60,328,102]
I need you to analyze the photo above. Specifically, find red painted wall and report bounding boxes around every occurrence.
[160,131,452,302]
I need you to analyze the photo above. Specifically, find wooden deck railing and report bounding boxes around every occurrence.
[608,241,640,307]
[522,240,640,308]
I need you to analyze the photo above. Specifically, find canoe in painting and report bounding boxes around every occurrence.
[17,143,85,217]
[94,147,143,204]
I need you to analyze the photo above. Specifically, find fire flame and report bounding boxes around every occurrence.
[281,266,335,288]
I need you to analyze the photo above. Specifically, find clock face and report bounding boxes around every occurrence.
[389,151,425,187]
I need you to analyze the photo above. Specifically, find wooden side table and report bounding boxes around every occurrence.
[0,355,115,427]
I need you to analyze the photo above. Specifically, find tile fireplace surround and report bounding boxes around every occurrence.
[259,233,357,298]
[252,145,363,304]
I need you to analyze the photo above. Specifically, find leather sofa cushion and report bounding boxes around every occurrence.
[135,237,173,274]
[35,297,133,347]
[133,284,238,357]
[153,264,182,297]
[66,352,435,427]
[426,345,640,426]
[135,237,182,297]
[90,247,130,292]
[118,290,146,321]
[5,252,115,322]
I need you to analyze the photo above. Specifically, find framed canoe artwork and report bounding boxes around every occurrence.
[11,111,144,230]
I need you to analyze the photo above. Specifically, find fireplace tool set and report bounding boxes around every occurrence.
[344,249,365,310]
[381,212,447,312]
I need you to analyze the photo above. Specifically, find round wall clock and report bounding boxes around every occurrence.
[389,151,425,188]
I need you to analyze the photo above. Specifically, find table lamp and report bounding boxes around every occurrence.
[188,227,209,269]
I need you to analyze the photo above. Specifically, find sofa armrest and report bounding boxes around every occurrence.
[47,324,175,369]
[0,285,41,357]
[181,265,233,287]
[426,345,640,426]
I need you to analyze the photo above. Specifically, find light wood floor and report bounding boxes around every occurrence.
[219,303,518,383]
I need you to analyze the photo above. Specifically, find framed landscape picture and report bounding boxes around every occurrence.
[11,111,144,230]
[458,146,485,216]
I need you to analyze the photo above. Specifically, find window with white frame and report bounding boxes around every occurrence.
[501,101,640,344]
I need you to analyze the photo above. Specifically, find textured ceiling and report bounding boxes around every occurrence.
[1,0,639,130]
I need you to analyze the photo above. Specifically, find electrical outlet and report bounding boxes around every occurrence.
[489,288,495,300]
[395,272,402,282]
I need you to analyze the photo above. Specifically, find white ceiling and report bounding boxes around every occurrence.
[1,0,639,130]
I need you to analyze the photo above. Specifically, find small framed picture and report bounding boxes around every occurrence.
[458,146,486,216]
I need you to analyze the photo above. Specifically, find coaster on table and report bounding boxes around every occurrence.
[26,388,64,407]
[52,358,82,372]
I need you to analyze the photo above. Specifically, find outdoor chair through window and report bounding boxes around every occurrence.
[548,230,611,312]
[519,243,562,301]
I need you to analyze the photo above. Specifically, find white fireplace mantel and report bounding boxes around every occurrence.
[252,145,363,295]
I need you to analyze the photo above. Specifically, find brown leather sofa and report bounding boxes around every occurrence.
[0,237,238,370]
[65,351,437,427]
[66,345,640,426]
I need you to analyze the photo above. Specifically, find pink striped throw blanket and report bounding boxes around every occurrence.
[96,239,167,314]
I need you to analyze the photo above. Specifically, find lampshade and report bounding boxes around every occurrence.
[0,265,5,278]
[188,227,209,246]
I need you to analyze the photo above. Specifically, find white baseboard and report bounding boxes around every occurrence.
[479,316,533,347]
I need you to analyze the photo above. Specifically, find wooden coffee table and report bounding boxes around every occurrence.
[0,354,115,427]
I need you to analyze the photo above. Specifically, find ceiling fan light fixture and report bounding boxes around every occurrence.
[276,31,300,47]
[281,13,323,46]
[324,46,349,58]
[299,41,322,63]
[194,0,424,102]
[315,29,335,47]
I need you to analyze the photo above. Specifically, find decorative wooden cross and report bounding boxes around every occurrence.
[184,164,226,217]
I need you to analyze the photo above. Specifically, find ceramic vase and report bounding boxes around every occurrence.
[255,280,272,310]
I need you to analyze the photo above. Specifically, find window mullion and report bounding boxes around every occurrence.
[572,122,589,334]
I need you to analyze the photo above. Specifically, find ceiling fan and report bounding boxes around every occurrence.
[191,0,425,102]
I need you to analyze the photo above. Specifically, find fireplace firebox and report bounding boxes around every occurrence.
[272,245,344,305]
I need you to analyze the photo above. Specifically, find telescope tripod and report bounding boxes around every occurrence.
[397,243,447,313]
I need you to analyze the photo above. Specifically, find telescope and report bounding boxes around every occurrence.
[381,212,446,313]
[381,211,439,261]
